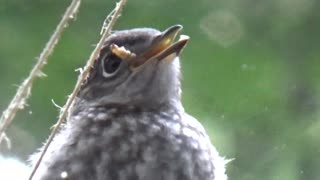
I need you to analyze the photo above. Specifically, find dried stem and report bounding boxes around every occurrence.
[28,0,127,179]
[0,0,81,144]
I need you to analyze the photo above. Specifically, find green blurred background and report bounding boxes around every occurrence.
[1,0,320,179]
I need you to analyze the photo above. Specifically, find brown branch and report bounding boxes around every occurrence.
[0,0,81,145]
[28,0,127,179]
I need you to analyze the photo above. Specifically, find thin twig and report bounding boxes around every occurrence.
[28,0,127,179]
[0,0,81,145]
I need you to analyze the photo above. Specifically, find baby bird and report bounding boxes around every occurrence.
[31,25,228,180]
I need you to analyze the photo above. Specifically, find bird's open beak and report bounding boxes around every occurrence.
[132,25,189,68]
[110,25,189,69]
[142,25,189,60]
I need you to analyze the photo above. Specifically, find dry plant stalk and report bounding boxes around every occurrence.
[0,0,81,145]
[28,0,127,179]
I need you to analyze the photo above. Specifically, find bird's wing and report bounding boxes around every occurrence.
[181,113,229,180]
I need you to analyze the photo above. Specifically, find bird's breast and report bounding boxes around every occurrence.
[33,105,219,180]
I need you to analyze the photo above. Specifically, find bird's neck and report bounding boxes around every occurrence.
[71,97,183,117]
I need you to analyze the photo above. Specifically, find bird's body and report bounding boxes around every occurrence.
[31,25,227,180]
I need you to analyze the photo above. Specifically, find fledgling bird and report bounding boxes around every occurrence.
[31,25,228,180]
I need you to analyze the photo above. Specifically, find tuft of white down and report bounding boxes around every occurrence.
[0,155,31,180]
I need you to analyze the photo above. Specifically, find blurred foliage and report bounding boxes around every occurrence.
[0,0,320,179]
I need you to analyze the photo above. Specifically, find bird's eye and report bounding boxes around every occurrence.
[102,54,122,77]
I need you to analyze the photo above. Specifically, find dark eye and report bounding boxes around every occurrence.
[102,54,122,77]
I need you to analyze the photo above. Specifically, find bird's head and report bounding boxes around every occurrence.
[78,25,189,108]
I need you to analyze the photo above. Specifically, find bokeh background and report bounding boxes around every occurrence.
[1,0,320,179]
